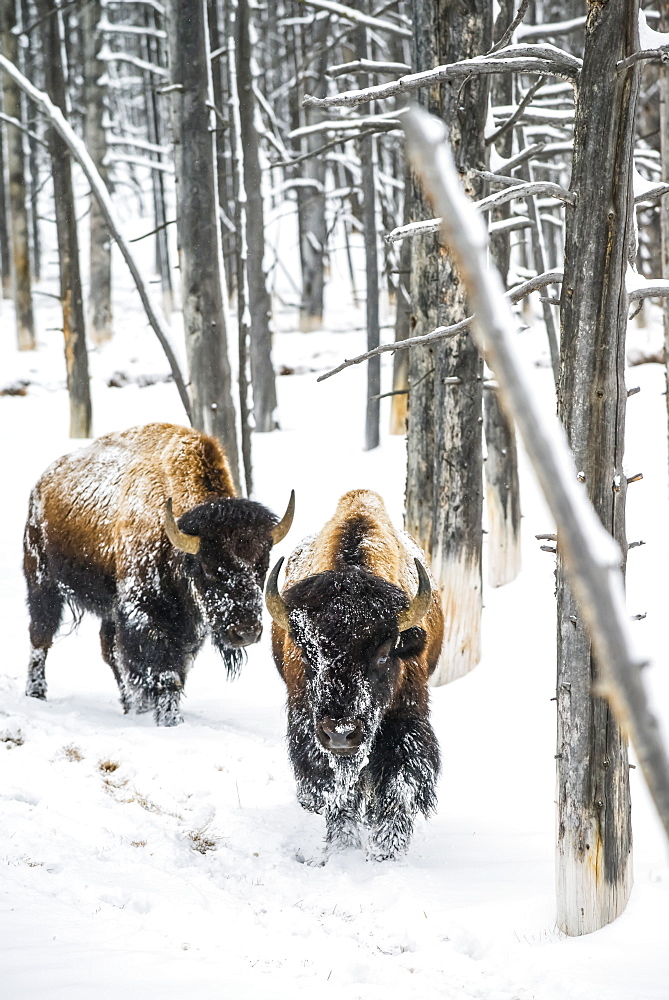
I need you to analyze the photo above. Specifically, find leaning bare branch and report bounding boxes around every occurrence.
[296,0,412,39]
[488,0,531,54]
[403,105,669,843]
[316,270,563,381]
[617,48,669,73]
[327,59,411,78]
[634,181,669,203]
[288,115,402,139]
[385,182,574,244]
[0,54,192,423]
[303,49,581,111]
[486,76,547,145]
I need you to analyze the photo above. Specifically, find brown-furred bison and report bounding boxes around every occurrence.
[266,489,443,861]
[23,423,294,726]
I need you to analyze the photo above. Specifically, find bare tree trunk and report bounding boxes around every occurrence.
[1,0,35,349]
[356,19,380,452]
[0,88,11,297]
[19,0,40,283]
[555,0,638,936]
[167,0,240,488]
[226,6,253,496]
[407,0,490,685]
[83,0,112,344]
[208,0,235,302]
[661,1,669,483]
[236,0,277,433]
[483,386,521,586]
[389,165,412,435]
[297,14,328,332]
[142,4,173,316]
[483,0,521,588]
[40,0,92,438]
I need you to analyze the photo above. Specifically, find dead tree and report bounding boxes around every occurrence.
[0,88,11,296]
[1,0,35,349]
[166,0,240,489]
[406,0,491,684]
[83,0,113,344]
[40,0,92,438]
[296,13,329,332]
[357,17,380,452]
[555,0,640,935]
[404,98,669,879]
[661,0,669,476]
[236,0,278,434]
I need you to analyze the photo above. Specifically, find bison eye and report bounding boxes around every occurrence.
[301,651,315,681]
[201,564,218,584]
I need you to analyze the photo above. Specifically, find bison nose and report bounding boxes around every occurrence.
[227,622,262,647]
[318,717,365,754]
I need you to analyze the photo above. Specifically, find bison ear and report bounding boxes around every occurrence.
[164,498,201,555]
[271,490,295,545]
[397,558,432,632]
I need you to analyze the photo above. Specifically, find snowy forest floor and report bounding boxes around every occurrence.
[1,238,669,1000]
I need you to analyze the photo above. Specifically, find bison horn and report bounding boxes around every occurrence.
[271,490,295,545]
[265,556,291,632]
[164,498,201,555]
[397,558,432,632]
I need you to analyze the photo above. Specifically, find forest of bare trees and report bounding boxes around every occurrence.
[2,0,669,945]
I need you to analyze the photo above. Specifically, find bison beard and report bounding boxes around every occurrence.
[23,424,293,726]
[274,568,441,862]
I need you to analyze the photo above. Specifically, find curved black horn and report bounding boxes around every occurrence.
[271,490,295,545]
[265,556,291,631]
[164,498,200,555]
[397,558,432,632]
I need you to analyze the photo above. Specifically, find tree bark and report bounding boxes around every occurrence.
[407,0,491,685]
[357,18,380,452]
[1,0,34,348]
[484,386,521,587]
[0,87,11,297]
[83,0,113,344]
[556,0,638,936]
[389,164,412,435]
[236,0,278,433]
[661,1,669,484]
[40,0,92,438]
[167,0,240,489]
[297,13,328,332]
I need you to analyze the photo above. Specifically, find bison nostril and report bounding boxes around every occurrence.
[319,717,364,752]
[227,622,262,647]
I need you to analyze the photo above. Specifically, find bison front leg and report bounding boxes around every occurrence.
[115,605,191,726]
[365,715,440,862]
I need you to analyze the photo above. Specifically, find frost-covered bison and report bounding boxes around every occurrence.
[266,489,443,861]
[23,423,294,726]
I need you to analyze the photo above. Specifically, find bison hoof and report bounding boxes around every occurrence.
[26,685,47,700]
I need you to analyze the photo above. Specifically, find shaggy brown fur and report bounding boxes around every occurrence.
[24,423,287,726]
[269,489,444,861]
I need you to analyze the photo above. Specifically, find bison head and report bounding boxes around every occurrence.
[165,492,293,659]
[266,558,430,759]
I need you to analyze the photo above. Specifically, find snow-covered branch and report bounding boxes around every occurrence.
[317,270,563,381]
[296,0,412,39]
[385,181,574,244]
[402,105,669,845]
[0,54,191,423]
[303,46,581,111]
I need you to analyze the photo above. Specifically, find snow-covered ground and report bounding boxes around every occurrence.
[1,228,668,999]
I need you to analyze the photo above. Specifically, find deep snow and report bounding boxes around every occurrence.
[1,218,669,1000]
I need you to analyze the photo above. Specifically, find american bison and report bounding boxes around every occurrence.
[23,423,294,726]
[266,489,443,861]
